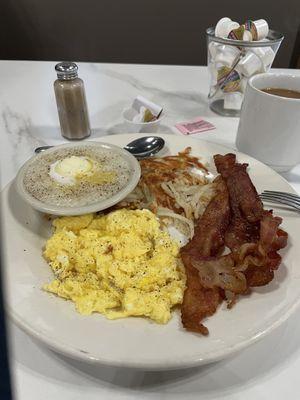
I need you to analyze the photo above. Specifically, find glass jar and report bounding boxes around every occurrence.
[54,62,91,140]
[206,27,283,117]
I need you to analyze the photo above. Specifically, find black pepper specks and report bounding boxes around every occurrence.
[23,146,132,208]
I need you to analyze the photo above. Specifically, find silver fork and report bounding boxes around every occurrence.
[260,190,300,212]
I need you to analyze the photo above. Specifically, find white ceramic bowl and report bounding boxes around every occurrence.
[122,107,164,133]
[15,141,141,216]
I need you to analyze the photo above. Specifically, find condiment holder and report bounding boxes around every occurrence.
[123,95,164,133]
[122,107,164,133]
[206,18,284,116]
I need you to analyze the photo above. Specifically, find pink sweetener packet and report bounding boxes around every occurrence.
[175,117,216,135]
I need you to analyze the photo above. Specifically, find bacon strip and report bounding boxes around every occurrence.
[214,154,287,287]
[180,177,230,335]
[214,153,263,223]
[214,154,262,258]
[180,153,288,335]
[191,254,247,294]
[183,177,230,258]
[180,261,220,335]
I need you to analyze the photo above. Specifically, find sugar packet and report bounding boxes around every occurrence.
[175,117,216,135]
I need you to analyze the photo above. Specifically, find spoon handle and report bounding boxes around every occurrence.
[35,146,54,154]
[34,136,165,158]
[35,145,145,158]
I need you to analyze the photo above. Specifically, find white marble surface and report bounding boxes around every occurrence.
[1,61,300,399]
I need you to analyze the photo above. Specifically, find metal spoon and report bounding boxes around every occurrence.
[34,136,165,159]
[124,136,165,159]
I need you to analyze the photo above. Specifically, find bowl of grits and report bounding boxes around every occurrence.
[15,142,141,216]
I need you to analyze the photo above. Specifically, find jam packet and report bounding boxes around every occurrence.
[175,117,216,135]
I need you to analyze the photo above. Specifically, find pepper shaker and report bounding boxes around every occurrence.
[54,62,91,140]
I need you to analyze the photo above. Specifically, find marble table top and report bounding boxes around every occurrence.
[1,61,300,400]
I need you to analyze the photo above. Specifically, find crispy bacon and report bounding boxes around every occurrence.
[214,154,263,223]
[214,153,236,175]
[191,254,248,294]
[244,265,274,287]
[214,153,287,287]
[180,153,288,335]
[182,177,230,258]
[272,229,288,251]
[225,217,260,251]
[180,258,220,335]
[260,212,284,251]
[180,177,230,334]
[231,211,288,285]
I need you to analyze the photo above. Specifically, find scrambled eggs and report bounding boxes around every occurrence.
[43,209,186,324]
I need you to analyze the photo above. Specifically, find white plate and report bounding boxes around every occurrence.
[2,134,300,370]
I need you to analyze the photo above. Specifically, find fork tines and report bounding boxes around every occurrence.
[260,190,300,211]
[263,190,300,203]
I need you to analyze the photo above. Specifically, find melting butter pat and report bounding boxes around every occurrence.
[49,156,116,186]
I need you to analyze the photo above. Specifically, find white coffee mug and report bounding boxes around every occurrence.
[236,72,300,172]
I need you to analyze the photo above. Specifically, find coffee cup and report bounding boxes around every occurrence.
[236,72,300,172]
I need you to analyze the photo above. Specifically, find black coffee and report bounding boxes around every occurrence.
[262,87,300,99]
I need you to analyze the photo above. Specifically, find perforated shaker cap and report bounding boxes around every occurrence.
[55,62,78,80]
